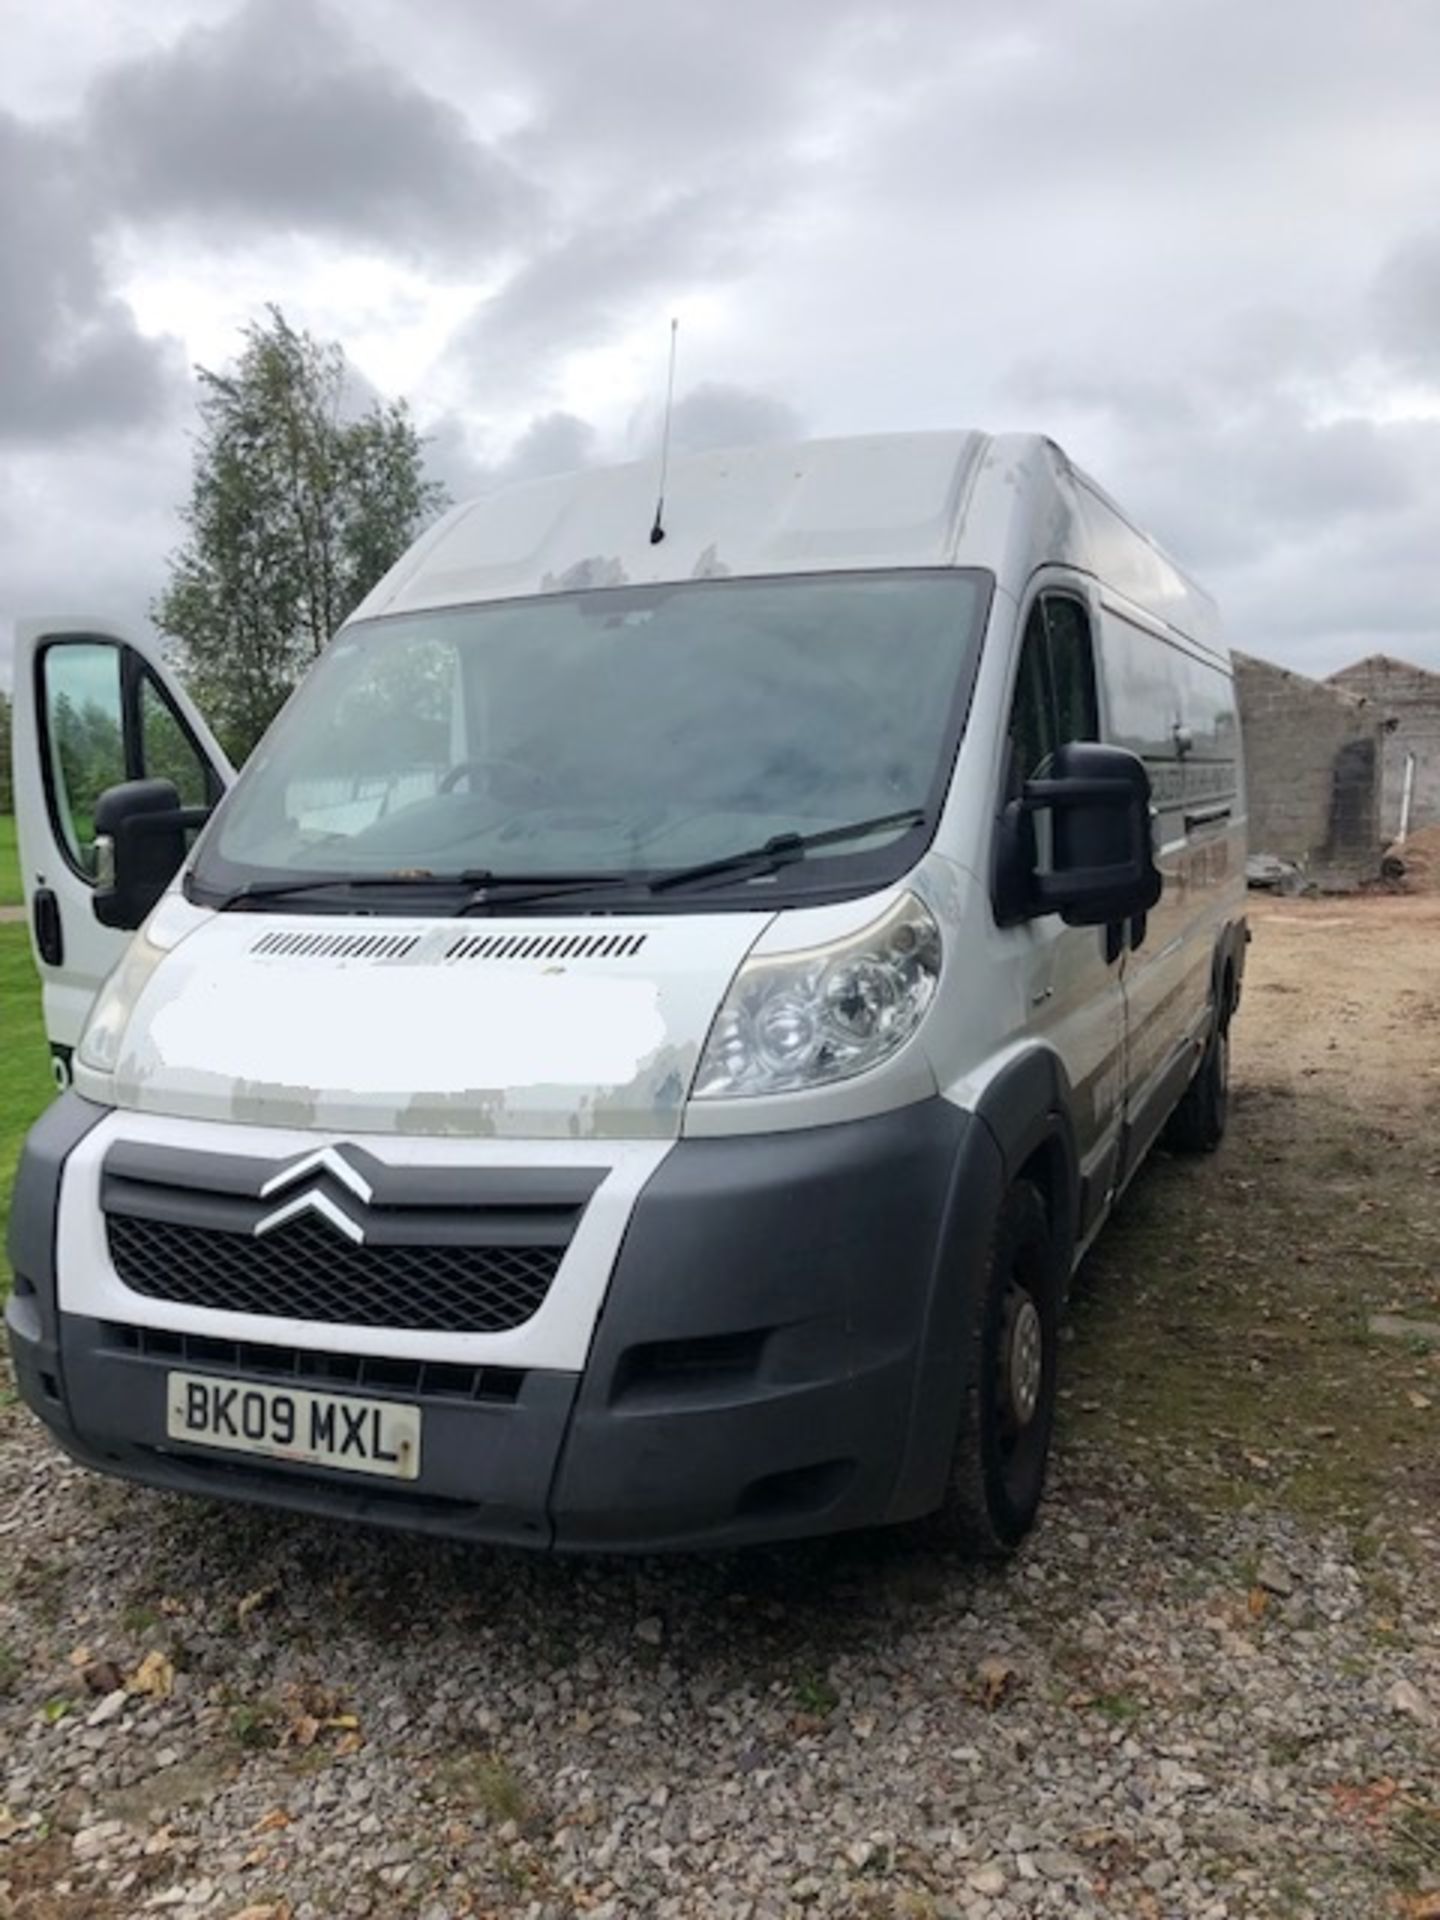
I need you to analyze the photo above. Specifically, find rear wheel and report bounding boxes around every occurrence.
[929,1178,1060,1555]
[1165,992,1231,1153]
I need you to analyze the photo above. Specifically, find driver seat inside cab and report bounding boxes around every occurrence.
[7,430,1247,1554]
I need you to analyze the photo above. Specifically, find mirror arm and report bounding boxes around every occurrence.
[93,806,212,893]
[91,779,201,931]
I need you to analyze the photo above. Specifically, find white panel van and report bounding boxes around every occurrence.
[6,432,1247,1553]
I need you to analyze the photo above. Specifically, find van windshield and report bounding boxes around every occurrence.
[189,571,990,912]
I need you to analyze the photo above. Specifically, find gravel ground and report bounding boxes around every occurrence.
[3,895,1439,1920]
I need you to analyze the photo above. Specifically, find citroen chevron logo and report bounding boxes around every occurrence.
[253,1145,372,1245]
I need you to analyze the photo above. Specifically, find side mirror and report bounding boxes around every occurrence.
[92,779,212,930]
[994,741,1163,929]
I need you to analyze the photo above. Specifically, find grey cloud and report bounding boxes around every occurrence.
[0,111,183,441]
[856,0,1440,208]
[444,187,758,399]
[651,383,803,457]
[1216,495,1440,674]
[427,3,877,410]
[1143,409,1418,565]
[1112,411,1440,671]
[1058,382,1427,566]
[85,0,535,264]
[1197,309,1353,402]
[423,388,798,510]
[418,414,494,503]
[0,431,191,688]
[439,0,884,187]
[1373,230,1440,379]
[421,410,598,504]
[1006,360,1199,435]
[496,412,599,485]
[1244,417,1419,528]
[1000,322,1440,673]
[6,0,1440,687]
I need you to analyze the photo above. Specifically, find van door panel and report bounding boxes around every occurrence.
[11,619,234,1079]
[1095,599,1242,1166]
[1023,919,1124,1239]
[991,587,1126,1247]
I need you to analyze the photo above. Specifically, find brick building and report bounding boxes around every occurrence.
[1232,653,1387,886]
[1327,655,1440,841]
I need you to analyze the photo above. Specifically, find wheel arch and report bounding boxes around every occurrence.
[1215,915,1249,1027]
[973,1046,1082,1254]
[885,1046,1080,1523]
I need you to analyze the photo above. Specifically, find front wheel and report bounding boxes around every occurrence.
[928,1178,1060,1555]
[1165,999,1231,1153]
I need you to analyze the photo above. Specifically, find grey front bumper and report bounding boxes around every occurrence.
[7,1091,1003,1551]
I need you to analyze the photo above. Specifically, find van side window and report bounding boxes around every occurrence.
[1007,605,1055,793]
[1044,596,1099,744]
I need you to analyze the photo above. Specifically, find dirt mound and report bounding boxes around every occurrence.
[1381,822,1440,891]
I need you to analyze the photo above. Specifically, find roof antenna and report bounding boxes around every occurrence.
[649,316,679,545]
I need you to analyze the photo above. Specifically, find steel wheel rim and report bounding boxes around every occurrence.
[1002,1290,1044,1429]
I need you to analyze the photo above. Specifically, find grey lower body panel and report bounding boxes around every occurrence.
[10,1307,574,1548]
[7,1092,1002,1551]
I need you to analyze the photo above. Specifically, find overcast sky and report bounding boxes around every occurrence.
[3,0,1439,691]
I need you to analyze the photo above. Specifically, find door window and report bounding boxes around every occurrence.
[41,642,128,878]
[1044,596,1099,744]
[1001,591,1101,889]
[140,672,212,809]
[1007,606,1056,792]
[40,638,218,882]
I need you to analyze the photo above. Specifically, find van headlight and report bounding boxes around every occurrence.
[694,893,941,1099]
[77,892,194,1075]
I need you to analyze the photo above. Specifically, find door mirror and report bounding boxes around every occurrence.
[995,741,1162,928]
[92,779,213,930]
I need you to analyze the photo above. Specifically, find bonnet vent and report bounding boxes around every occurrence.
[249,930,422,961]
[443,931,649,964]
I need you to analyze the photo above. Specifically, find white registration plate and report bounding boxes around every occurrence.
[165,1371,422,1481]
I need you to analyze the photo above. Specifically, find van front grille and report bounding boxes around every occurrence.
[106,1212,561,1334]
[101,1322,526,1401]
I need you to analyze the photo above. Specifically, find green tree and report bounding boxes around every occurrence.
[154,307,447,764]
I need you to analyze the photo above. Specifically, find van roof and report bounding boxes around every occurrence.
[350,430,1222,655]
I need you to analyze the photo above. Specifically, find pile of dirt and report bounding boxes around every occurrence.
[1381,821,1440,890]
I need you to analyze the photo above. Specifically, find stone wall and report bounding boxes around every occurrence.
[1233,653,1386,884]
[1328,655,1440,841]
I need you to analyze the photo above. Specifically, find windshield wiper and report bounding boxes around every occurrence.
[452,811,927,913]
[647,807,927,894]
[195,870,483,911]
[200,811,927,917]
[454,870,653,915]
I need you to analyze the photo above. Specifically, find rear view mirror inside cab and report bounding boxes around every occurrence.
[993,740,1163,930]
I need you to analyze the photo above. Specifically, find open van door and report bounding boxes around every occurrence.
[10,617,234,1087]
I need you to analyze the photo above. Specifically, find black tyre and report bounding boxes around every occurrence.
[1165,996,1231,1154]
[929,1179,1060,1555]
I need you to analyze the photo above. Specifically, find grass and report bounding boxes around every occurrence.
[1060,1075,1440,1534]
[1091,1689,1146,1726]
[0,920,54,1300]
[792,1670,841,1717]
[0,813,19,906]
[438,1750,534,1828]
[228,1698,281,1750]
